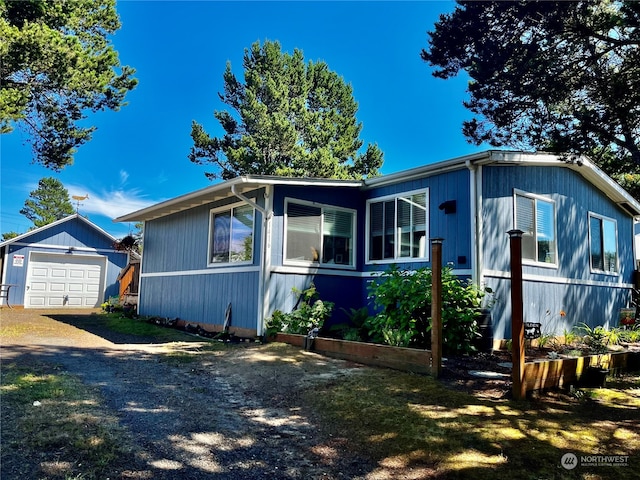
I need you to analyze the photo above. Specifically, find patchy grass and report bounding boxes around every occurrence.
[103,313,195,341]
[304,369,640,480]
[0,362,138,480]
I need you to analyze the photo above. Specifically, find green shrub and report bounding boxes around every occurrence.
[618,325,640,343]
[265,284,334,336]
[575,322,621,354]
[366,265,487,354]
[329,307,371,342]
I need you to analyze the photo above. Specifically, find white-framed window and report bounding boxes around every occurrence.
[284,199,356,267]
[208,203,255,265]
[589,213,618,274]
[366,189,429,263]
[514,190,557,266]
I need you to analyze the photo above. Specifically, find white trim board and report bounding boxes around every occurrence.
[11,242,121,255]
[483,269,633,289]
[141,266,261,278]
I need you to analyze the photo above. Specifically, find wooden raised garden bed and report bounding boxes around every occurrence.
[274,333,432,374]
[273,334,640,391]
[523,350,640,390]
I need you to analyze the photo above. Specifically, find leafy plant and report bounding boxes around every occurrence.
[366,266,432,347]
[265,284,334,336]
[576,323,610,354]
[366,265,487,354]
[618,326,640,343]
[101,296,121,313]
[563,327,579,346]
[537,332,556,350]
[329,307,371,342]
[504,338,513,352]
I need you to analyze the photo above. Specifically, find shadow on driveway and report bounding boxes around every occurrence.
[47,312,198,345]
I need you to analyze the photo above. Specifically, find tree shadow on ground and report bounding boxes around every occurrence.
[1,341,377,479]
[46,313,203,345]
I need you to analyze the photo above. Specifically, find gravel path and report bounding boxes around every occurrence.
[1,310,375,479]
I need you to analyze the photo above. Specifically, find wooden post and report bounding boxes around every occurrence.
[507,229,526,400]
[431,238,444,378]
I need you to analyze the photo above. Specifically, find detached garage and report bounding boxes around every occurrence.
[0,214,130,308]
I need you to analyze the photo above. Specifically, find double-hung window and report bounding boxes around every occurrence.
[209,203,254,264]
[514,191,557,265]
[589,213,618,273]
[285,199,355,267]
[367,189,428,262]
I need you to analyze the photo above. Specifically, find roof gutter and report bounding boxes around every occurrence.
[364,151,492,189]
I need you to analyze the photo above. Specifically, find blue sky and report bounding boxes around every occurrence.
[1,0,487,239]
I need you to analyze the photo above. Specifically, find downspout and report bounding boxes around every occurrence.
[231,183,268,217]
[230,183,273,337]
[0,245,7,307]
[466,159,482,287]
[136,222,146,315]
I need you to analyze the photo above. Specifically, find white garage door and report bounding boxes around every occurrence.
[25,253,106,308]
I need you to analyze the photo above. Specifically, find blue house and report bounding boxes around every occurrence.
[115,151,640,341]
[0,214,130,308]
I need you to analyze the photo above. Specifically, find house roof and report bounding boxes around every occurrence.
[114,150,640,223]
[363,150,640,217]
[0,213,120,248]
[114,175,363,222]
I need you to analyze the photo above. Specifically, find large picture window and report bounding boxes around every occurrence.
[367,190,428,262]
[589,214,618,273]
[514,191,557,265]
[285,200,355,267]
[209,204,254,264]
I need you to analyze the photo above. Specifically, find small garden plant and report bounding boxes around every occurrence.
[537,320,640,359]
[266,284,334,337]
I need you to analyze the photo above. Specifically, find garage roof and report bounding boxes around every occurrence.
[0,213,119,248]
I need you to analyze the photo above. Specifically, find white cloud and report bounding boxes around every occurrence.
[120,170,130,184]
[65,184,161,220]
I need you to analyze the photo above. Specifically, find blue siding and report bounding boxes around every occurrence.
[18,218,116,250]
[142,190,264,274]
[271,185,363,269]
[140,271,260,330]
[267,271,368,328]
[138,188,265,330]
[266,171,474,328]
[487,277,631,339]
[1,217,127,306]
[136,161,636,339]
[363,168,472,272]
[481,165,636,337]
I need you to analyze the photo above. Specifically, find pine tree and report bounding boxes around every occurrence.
[20,177,74,228]
[190,40,383,180]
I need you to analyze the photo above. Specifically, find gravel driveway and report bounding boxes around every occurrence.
[1,309,375,479]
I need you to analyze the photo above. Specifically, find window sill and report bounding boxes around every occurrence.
[589,269,620,277]
[521,260,558,270]
[283,260,356,270]
[365,258,429,266]
[207,260,254,268]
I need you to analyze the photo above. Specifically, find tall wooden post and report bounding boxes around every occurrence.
[431,238,444,378]
[507,229,526,400]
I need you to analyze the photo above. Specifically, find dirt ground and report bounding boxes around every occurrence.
[0,309,514,479]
